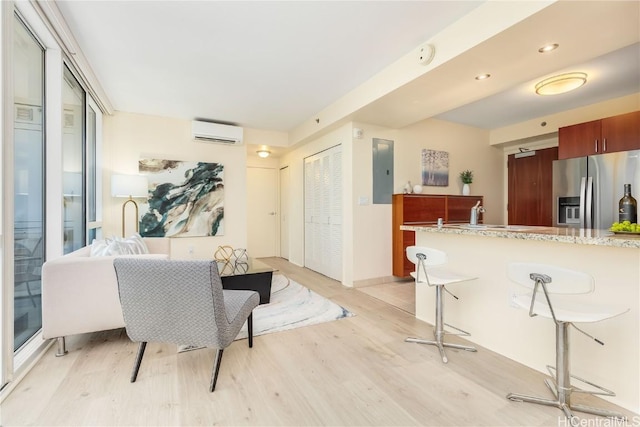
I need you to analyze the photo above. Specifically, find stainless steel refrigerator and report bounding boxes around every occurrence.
[552,150,640,229]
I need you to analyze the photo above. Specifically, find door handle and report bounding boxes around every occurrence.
[585,177,593,229]
[579,177,586,228]
[268,212,276,216]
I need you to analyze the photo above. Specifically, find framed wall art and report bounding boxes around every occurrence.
[421,149,449,187]
[138,158,224,237]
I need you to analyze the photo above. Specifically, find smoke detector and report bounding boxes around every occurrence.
[417,44,435,65]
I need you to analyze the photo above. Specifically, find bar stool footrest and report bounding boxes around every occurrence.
[507,386,626,421]
[546,365,616,397]
[443,322,472,337]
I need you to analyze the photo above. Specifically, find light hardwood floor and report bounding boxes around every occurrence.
[1,257,636,426]
[358,279,415,315]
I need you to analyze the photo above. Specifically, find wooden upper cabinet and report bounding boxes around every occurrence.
[558,111,640,159]
[601,111,640,153]
[558,119,600,159]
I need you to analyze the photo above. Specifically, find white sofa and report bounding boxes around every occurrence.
[42,237,170,355]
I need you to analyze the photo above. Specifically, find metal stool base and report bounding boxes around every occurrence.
[507,390,625,422]
[406,284,476,364]
[507,322,625,423]
[405,336,476,364]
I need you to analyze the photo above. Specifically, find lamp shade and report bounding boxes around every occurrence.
[111,174,148,198]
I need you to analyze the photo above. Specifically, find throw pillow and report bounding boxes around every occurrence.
[90,238,115,256]
[90,234,149,256]
[121,233,149,255]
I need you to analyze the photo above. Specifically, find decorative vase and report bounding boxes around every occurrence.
[462,183,470,195]
[413,184,423,194]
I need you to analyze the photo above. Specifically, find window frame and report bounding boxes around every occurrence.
[1,1,105,393]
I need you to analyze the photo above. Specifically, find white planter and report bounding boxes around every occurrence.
[462,183,470,195]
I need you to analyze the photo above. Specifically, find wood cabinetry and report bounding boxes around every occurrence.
[507,147,558,226]
[601,111,640,152]
[392,194,482,277]
[558,111,640,159]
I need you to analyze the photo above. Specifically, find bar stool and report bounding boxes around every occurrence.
[405,246,477,363]
[506,262,629,421]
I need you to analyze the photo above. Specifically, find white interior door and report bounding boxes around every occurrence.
[304,145,342,281]
[279,166,290,260]
[247,167,277,258]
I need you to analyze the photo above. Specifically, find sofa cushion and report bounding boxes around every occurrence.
[90,234,149,256]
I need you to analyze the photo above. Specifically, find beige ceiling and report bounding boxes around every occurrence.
[55,0,639,152]
[355,0,640,130]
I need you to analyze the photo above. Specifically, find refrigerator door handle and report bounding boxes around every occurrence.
[579,177,587,228]
[585,176,594,229]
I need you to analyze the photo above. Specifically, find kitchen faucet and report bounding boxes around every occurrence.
[470,200,485,225]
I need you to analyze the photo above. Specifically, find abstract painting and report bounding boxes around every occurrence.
[421,149,449,186]
[138,159,224,237]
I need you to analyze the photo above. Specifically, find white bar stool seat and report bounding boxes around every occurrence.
[405,246,477,363]
[506,262,629,422]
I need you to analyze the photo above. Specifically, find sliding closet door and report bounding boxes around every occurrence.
[304,145,342,281]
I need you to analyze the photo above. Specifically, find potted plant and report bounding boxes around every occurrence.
[460,170,473,195]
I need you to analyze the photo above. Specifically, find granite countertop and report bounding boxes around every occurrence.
[400,223,640,249]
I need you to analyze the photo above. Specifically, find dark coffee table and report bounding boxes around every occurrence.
[217,258,274,305]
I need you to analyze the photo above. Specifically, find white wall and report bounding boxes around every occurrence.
[395,118,503,224]
[103,111,248,260]
[283,118,504,287]
[279,124,353,283]
[102,100,636,285]
[351,123,397,284]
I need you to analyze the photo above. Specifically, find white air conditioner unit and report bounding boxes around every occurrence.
[191,121,243,145]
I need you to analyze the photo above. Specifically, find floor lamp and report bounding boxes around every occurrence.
[111,174,148,237]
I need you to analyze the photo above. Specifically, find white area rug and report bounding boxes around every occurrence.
[179,274,354,352]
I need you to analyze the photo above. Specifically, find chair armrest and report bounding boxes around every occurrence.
[41,253,168,339]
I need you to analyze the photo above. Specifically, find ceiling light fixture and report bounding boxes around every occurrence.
[256,150,271,158]
[535,72,587,96]
[475,73,491,80]
[538,43,559,53]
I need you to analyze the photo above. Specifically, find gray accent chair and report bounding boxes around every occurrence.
[113,258,260,392]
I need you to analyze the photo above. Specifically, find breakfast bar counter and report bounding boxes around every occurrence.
[400,223,640,249]
[401,224,639,413]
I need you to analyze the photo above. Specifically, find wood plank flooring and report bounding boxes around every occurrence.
[1,257,636,426]
[358,279,415,315]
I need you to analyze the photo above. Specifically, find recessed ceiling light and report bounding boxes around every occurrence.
[475,73,491,80]
[256,150,271,158]
[535,72,587,96]
[538,43,559,53]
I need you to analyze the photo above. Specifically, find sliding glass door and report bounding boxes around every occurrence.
[13,15,45,351]
[2,2,104,392]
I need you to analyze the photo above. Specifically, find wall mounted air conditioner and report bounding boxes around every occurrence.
[191,121,243,145]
